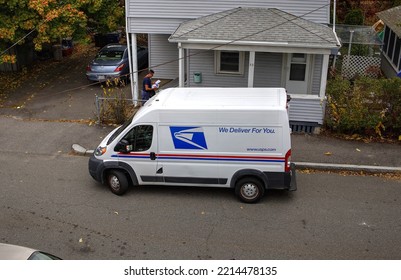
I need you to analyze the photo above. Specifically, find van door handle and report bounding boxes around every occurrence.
[150,152,156,160]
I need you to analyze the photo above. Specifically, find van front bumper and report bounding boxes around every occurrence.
[88,155,104,183]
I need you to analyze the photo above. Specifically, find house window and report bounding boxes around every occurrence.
[388,30,396,60]
[215,51,244,75]
[383,26,390,54]
[399,51,401,71]
[392,37,401,68]
[289,53,307,81]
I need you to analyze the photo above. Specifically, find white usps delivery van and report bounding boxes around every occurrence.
[89,87,296,203]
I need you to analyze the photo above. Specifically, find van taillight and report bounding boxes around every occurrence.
[285,149,291,172]
[86,65,91,71]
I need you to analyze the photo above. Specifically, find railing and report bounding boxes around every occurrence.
[94,95,142,124]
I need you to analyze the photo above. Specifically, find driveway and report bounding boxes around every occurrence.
[0,45,137,122]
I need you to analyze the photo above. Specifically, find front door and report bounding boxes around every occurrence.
[286,53,311,94]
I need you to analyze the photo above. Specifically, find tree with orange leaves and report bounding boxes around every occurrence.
[0,0,124,63]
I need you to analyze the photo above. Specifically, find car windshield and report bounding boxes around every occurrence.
[28,251,61,260]
[96,50,124,61]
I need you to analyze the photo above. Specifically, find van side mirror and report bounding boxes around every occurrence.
[114,139,131,153]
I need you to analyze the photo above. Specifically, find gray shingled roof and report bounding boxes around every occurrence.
[377,6,401,37]
[169,7,339,49]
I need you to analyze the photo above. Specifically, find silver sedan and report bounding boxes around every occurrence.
[0,243,61,260]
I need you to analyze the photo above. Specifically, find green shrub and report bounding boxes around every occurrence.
[380,78,401,133]
[325,76,401,138]
[344,9,364,25]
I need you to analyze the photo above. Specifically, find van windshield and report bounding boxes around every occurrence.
[107,115,134,145]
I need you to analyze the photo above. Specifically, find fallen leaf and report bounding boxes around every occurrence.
[356,148,361,152]
[79,238,83,243]
[324,152,332,156]
[114,211,118,215]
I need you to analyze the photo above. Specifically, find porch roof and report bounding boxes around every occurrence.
[377,6,401,37]
[168,7,340,52]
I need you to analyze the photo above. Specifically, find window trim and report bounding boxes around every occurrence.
[215,50,245,75]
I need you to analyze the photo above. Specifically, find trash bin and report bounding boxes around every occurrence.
[52,44,62,61]
[62,38,73,56]
[106,32,120,44]
[193,72,202,83]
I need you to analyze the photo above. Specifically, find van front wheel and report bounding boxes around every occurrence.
[235,177,265,203]
[107,170,129,195]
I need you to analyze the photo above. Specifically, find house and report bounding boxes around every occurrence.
[126,0,340,132]
[377,6,401,78]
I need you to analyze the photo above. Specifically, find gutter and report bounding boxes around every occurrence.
[171,38,338,50]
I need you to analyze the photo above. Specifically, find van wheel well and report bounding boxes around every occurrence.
[231,170,268,190]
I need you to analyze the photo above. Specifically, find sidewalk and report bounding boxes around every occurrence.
[291,133,401,173]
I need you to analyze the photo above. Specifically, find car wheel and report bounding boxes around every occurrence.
[235,177,265,203]
[107,170,129,195]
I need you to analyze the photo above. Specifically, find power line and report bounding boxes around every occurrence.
[4,3,333,100]
[0,28,37,57]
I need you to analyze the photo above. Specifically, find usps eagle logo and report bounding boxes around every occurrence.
[170,127,208,150]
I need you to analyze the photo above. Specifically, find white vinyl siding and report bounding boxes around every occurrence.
[188,50,248,87]
[254,53,283,87]
[149,34,179,79]
[188,51,283,88]
[289,97,325,125]
[127,0,330,33]
[312,54,323,95]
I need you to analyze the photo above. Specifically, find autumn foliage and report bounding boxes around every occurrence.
[0,0,124,63]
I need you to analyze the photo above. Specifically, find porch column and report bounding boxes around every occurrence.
[130,33,139,105]
[178,43,185,87]
[248,51,255,87]
[319,54,330,98]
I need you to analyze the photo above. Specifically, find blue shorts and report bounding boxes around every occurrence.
[141,90,150,105]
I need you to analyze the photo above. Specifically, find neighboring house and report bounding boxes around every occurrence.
[377,6,401,78]
[126,0,340,131]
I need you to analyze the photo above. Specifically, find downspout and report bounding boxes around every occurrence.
[332,0,336,33]
[331,0,341,69]
[332,0,341,47]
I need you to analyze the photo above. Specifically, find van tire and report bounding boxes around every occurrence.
[107,170,129,195]
[235,177,265,203]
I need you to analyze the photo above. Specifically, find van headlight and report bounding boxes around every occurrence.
[95,146,107,156]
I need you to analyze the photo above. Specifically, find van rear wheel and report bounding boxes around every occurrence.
[107,170,129,195]
[235,177,265,203]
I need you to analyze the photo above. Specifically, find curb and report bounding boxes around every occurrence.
[72,144,94,156]
[295,162,401,173]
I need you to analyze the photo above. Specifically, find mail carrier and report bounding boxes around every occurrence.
[88,87,297,203]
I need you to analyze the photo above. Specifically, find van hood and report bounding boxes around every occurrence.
[99,126,120,147]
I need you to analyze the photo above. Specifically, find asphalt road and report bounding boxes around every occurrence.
[1,47,400,260]
[1,134,400,259]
